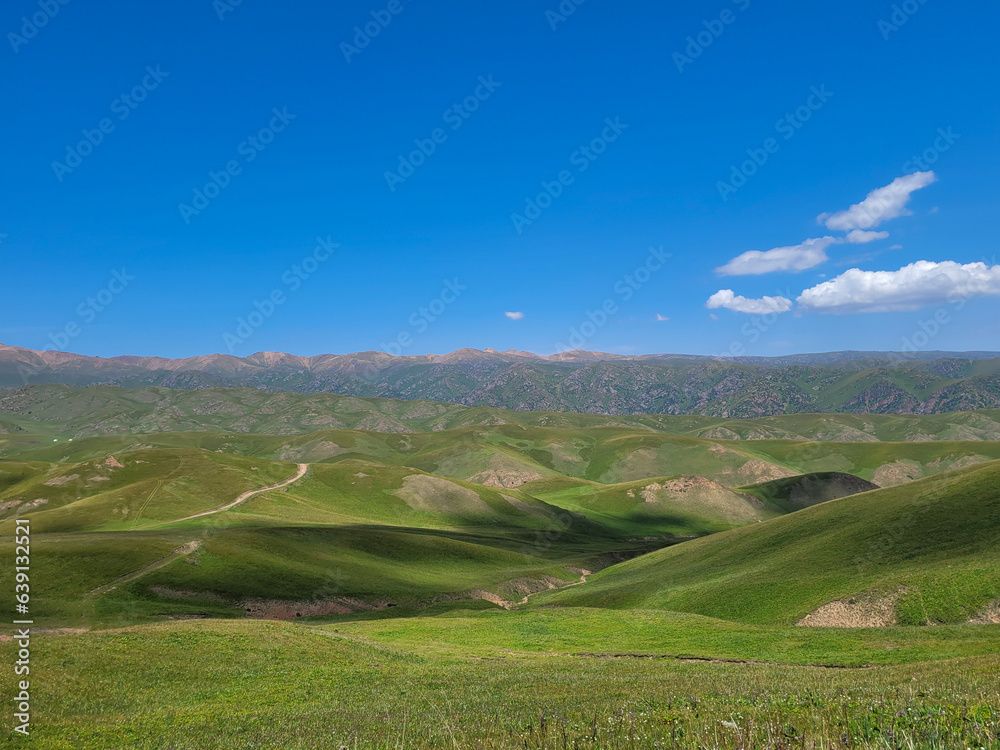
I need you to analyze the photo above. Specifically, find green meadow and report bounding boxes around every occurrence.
[1,389,998,748]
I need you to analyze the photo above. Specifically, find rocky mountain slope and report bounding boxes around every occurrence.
[3,343,1000,417]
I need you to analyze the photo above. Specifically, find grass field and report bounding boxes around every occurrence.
[1,405,998,748]
[1,619,998,749]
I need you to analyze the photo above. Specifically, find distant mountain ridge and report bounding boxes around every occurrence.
[2,343,1000,417]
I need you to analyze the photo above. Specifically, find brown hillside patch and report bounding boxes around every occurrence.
[470,468,545,488]
[797,590,903,628]
[279,440,348,462]
[43,473,79,486]
[242,597,392,620]
[467,452,547,488]
[969,601,1000,625]
[872,460,923,487]
[640,476,767,524]
[395,475,493,516]
[735,459,796,484]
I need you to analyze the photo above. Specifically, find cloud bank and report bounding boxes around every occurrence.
[797,260,1000,314]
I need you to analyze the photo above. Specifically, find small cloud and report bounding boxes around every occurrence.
[655,314,670,322]
[846,229,890,245]
[716,237,837,276]
[706,289,793,315]
[890,244,904,250]
[930,206,940,214]
[819,171,937,231]
[709,313,719,320]
[504,311,524,320]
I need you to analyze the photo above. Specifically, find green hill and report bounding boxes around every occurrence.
[540,460,1000,626]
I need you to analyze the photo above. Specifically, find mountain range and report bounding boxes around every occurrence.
[3,342,1000,417]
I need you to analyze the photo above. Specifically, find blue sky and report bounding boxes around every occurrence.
[1,0,998,359]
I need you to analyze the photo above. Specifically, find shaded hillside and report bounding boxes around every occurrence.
[740,471,880,511]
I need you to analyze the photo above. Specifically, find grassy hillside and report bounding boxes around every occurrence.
[541,460,1000,626]
[0,447,297,533]
[527,474,779,536]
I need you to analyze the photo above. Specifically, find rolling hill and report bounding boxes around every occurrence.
[540,459,1000,626]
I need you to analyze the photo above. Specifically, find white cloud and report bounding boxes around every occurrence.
[819,171,937,231]
[796,260,1000,314]
[846,229,890,244]
[655,314,670,322]
[707,289,793,315]
[890,244,904,250]
[504,311,524,320]
[716,237,837,276]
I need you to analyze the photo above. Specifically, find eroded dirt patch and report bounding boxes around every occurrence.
[969,601,1000,625]
[872,460,924,487]
[242,597,393,620]
[797,590,903,628]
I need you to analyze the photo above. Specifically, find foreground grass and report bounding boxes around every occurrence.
[1,618,998,749]
[329,607,1000,667]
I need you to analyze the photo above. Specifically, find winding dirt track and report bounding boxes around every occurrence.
[172,463,309,522]
[88,541,204,596]
[88,464,310,596]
